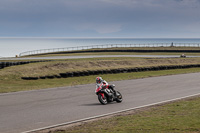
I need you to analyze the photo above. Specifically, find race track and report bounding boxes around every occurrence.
[1,73,200,133]
[1,54,200,60]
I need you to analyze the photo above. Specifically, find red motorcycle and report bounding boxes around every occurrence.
[95,84,122,105]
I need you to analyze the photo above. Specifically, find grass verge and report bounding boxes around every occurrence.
[1,57,200,93]
[1,67,200,93]
[2,57,200,77]
[1,56,200,132]
[52,96,200,133]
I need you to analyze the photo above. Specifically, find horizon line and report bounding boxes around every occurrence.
[0,37,200,39]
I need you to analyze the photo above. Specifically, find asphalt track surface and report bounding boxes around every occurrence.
[1,55,200,60]
[1,73,200,133]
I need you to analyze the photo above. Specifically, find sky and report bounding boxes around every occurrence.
[0,0,200,38]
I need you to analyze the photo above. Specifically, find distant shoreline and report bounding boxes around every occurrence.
[1,37,200,39]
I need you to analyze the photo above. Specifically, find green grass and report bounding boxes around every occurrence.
[2,57,200,77]
[2,52,200,132]
[1,67,200,93]
[54,96,200,133]
[2,55,200,132]
[2,57,200,93]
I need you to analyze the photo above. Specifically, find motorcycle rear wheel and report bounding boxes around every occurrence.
[116,91,123,103]
[98,94,108,105]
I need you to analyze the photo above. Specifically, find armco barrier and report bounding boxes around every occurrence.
[21,64,200,80]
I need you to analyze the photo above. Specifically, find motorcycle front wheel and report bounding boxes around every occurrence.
[116,91,123,103]
[98,94,108,105]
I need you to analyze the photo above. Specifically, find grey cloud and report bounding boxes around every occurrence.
[0,0,200,37]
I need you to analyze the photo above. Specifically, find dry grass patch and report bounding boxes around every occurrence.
[2,57,200,77]
[1,57,200,93]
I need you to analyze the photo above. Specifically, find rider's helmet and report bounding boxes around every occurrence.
[96,77,103,84]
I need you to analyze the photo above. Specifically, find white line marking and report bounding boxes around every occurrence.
[22,92,200,133]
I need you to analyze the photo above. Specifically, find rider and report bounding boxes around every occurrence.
[96,77,115,93]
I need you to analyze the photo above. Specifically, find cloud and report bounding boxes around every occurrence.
[173,0,200,8]
[101,0,200,9]
[94,24,122,34]
[0,0,200,37]
[76,23,122,34]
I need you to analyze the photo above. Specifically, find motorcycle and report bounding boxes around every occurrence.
[95,84,122,105]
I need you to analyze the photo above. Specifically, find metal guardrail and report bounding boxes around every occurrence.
[19,43,200,57]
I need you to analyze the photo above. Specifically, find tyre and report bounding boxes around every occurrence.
[116,91,123,103]
[98,94,108,105]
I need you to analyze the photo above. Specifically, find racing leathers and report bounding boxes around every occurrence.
[96,79,116,95]
[96,80,109,92]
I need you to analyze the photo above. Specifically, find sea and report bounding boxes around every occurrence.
[0,38,200,57]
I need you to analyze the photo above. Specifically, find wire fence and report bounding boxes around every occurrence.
[19,43,200,57]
